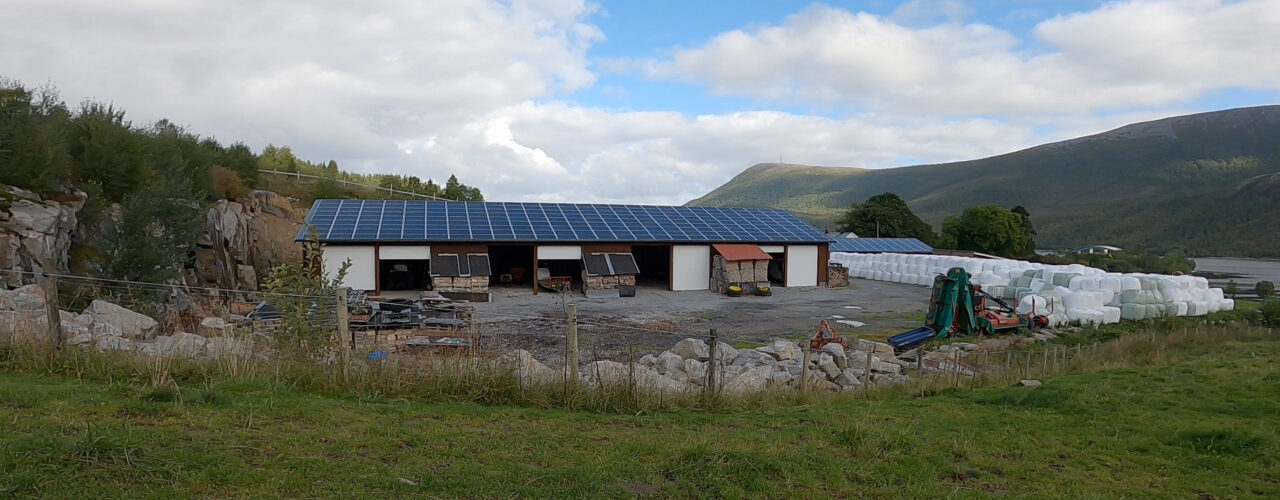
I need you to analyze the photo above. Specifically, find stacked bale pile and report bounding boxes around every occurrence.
[830,252,1234,327]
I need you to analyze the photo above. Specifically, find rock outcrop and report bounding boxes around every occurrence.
[193,190,304,290]
[0,185,84,285]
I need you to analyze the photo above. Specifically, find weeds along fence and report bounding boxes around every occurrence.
[1,268,1276,412]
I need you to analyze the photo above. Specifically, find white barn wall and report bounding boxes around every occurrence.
[785,245,819,287]
[671,245,711,291]
[322,245,376,290]
[379,245,431,260]
[536,245,582,260]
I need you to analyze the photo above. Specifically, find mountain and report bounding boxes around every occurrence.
[688,106,1280,257]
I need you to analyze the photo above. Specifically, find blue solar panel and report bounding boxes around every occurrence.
[298,200,830,243]
[828,238,934,254]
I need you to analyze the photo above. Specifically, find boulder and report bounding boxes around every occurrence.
[654,351,685,376]
[870,357,901,374]
[637,354,657,367]
[835,368,865,387]
[198,316,233,337]
[815,353,842,380]
[500,349,558,384]
[820,343,847,369]
[5,284,47,312]
[723,366,773,395]
[1019,379,1042,387]
[712,342,739,364]
[84,300,158,340]
[855,339,896,360]
[731,349,779,369]
[96,336,134,351]
[155,332,209,358]
[757,338,802,361]
[669,338,709,360]
[684,358,707,384]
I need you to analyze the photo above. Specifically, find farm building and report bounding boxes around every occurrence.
[298,200,830,297]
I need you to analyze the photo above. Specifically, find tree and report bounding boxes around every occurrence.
[326,160,339,177]
[940,204,1033,258]
[1226,279,1238,299]
[100,186,203,283]
[1256,280,1274,300]
[0,81,71,193]
[836,193,937,243]
[67,102,150,202]
[1011,205,1038,256]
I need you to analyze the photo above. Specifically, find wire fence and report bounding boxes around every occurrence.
[1,268,1275,410]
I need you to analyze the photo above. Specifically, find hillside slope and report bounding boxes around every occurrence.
[689,106,1280,256]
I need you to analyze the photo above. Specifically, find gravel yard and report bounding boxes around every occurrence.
[470,279,928,361]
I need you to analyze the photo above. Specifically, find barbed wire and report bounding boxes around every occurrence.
[0,269,334,300]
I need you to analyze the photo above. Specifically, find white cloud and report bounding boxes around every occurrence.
[634,1,1280,115]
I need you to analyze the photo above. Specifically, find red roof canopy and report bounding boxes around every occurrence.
[712,244,772,262]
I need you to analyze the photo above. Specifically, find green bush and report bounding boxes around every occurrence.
[1260,300,1280,327]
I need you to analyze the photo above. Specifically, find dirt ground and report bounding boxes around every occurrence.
[468,280,929,361]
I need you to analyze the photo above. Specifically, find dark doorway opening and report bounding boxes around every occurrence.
[632,245,671,288]
[767,252,786,285]
[379,260,430,291]
[537,259,583,288]
[489,245,535,287]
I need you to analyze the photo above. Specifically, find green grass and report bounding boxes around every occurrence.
[1,332,1278,498]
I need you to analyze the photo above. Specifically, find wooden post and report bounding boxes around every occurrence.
[567,304,579,383]
[800,343,811,396]
[42,264,62,350]
[1005,350,1012,372]
[981,350,989,383]
[1024,350,1032,379]
[952,350,961,388]
[706,329,718,398]
[335,289,351,377]
[861,350,873,387]
[915,346,924,374]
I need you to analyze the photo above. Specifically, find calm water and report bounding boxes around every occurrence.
[1193,258,1280,296]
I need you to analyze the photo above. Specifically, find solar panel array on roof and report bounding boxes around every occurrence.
[299,200,829,243]
[828,238,933,254]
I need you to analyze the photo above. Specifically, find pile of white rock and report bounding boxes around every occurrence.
[0,283,254,359]
[499,337,911,396]
[829,252,1234,327]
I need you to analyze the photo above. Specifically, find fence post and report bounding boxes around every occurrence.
[1024,350,1031,379]
[42,263,62,350]
[915,346,923,375]
[567,304,579,384]
[861,350,873,387]
[952,350,961,388]
[335,289,351,378]
[1005,350,1012,372]
[705,329,718,399]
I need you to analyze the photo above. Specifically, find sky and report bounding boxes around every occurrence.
[3,0,1279,205]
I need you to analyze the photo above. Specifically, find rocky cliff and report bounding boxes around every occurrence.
[0,185,84,285]
[0,183,302,291]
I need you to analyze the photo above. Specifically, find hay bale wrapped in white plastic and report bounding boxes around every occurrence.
[1100,306,1122,323]
[1017,295,1048,315]
[1121,303,1147,320]
[1120,276,1141,291]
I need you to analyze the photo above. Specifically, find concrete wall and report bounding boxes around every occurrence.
[785,245,819,287]
[322,245,376,290]
[536,245,582,260]
[379,245,431,260]
[672,245,711,291]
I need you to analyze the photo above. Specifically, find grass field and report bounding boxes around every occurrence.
[1,327,1277,498]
